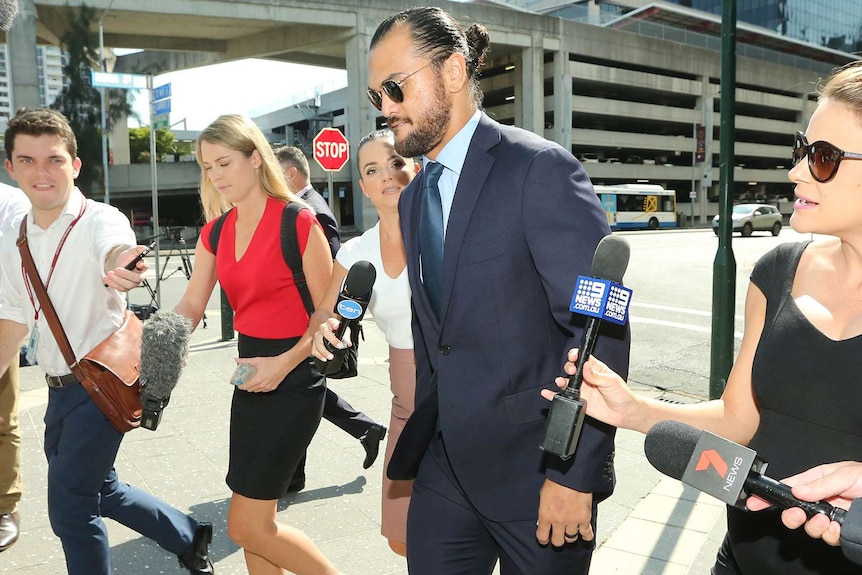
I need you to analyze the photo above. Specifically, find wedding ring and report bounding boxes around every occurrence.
[564,532,578,539]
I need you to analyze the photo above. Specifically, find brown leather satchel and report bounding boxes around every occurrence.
[17,221,143,433]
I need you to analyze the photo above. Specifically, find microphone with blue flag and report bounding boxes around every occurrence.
[541,235,632,460]
[315,260,376,377]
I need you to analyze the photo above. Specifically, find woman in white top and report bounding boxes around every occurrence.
[311,129,418,557]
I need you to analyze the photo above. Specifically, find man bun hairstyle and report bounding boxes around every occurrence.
[371,7,490,106]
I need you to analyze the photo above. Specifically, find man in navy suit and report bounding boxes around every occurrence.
[368,7,630,574]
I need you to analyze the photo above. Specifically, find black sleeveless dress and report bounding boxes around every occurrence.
[714,241,862,574]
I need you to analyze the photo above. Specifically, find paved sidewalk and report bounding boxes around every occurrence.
[4,307,726,574]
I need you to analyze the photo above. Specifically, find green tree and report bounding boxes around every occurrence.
[50,4,135,195]
[128,127,176,163]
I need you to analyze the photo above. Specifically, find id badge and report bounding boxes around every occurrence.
[25,325,38,365]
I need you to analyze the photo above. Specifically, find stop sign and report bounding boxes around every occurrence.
[312,127,350,172]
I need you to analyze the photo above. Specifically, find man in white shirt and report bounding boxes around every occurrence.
[0,108,214,575]
[0,182,29,551]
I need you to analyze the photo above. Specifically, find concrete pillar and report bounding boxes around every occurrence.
[345,27,376,232]
[552,48,572,151]
[8,0,40,110]
[519,32,544,135]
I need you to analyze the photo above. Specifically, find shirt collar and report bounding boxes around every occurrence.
[424,109,482,175]
[296,183,314,200]
[27,187,85,232]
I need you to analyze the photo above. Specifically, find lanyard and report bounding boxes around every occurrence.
[22,200,88,320]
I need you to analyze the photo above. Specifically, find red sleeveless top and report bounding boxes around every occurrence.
[201,196,319,339]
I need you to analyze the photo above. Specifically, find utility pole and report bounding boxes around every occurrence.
[710,0,737,399]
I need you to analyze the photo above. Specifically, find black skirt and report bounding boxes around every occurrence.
[226,333,325,500]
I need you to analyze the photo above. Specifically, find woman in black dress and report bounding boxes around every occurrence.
[546,60,862,575]
[174,114,341,575]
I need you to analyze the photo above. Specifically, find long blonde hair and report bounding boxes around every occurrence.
[196,114,302,222]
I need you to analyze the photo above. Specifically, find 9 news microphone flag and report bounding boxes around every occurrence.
[541,235,631,460]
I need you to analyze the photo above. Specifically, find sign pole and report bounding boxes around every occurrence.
[147,74,161,308]
[327,171,335,213]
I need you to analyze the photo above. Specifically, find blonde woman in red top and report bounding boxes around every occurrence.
[174,114,341,575]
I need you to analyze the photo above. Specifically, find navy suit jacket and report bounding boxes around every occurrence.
[300,186,340,258]
[396,113,630,522]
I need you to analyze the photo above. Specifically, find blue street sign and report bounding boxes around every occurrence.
[91,71,147,90]
[153,98,171,116]
[153,83,171,101]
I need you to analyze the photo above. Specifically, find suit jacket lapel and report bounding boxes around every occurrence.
[439,114,500,323]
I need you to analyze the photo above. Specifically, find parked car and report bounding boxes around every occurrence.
[712,203,783,237]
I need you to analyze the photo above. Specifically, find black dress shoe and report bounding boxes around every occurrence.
[0,512,19,552]
[178,522,214,574]
[360,424,387,469]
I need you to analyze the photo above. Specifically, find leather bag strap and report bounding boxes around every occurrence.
[16,219,80,373]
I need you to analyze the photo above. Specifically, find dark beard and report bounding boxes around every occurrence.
[394,82,451,158]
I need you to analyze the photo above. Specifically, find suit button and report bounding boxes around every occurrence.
[439,345,451,355]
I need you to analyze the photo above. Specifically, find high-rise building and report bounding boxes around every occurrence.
[0,44,68,119]
[505,0,862,54]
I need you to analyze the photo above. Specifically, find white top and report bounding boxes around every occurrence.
[336,222,413,349]
[0,188,136,376]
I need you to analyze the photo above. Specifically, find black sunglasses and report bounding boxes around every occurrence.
[792,131,862,183]
[366,60,438,111]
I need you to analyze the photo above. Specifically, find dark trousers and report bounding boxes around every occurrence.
[292,387,376,480]
[406,434,594,575]
[44,382,197,575]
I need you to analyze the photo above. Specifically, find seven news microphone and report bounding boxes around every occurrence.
[644,420,847,522]
[541,235,632,460]
[314,260,376,376]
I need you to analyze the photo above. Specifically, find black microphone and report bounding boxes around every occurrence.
[541,235,632,459]
[644,420,846,523]
[315,260,376,376]
[139,311,192,431]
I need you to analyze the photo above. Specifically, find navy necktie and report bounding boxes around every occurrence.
[419,161,445,317]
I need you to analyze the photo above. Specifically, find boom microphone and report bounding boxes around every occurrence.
[0,0,18,31]
[541,235,632,459]
[139,310,192,431]
[644,420,846,523]
[316,260,376,376]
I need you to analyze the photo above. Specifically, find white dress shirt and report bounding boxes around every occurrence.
[0,188,135,376]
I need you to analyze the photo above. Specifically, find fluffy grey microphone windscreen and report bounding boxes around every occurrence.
[0,0,18,32]
[140,310,192,399]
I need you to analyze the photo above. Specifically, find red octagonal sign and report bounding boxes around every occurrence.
[313,127,350,172]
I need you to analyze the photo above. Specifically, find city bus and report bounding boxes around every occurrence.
[594,184,677,230]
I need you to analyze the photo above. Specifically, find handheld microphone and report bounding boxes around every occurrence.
[644,420,846,523]
[315,260,376,376]
[139,311,192,431]
[541,235,632,459]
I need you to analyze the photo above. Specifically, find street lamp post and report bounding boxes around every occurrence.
[98,0,116,204]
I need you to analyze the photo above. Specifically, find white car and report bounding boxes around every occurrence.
[712,204,782,237]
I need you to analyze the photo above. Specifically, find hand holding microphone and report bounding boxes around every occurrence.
[140,311,192,430]
[643,420,862,564]
[747,461,862,549]
[644,420,848,520]
[313,261,376,376]
[541,235,631,459]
